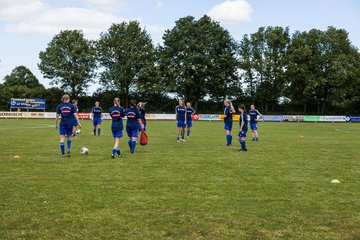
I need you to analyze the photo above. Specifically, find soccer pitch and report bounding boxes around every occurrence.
[1,119,359,239]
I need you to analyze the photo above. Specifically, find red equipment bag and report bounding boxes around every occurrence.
[140,129,148,146]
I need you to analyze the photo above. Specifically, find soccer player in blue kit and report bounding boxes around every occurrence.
[186,102,195,138]
[72,99,81,137]
[238,105,248,152]
[249,104,262,141]
[137,102,147,131]
[54,94,76,157]
[109,98,124,158]
[175,99,187,143]
[125,100,144,153]
[224,100,235,146]
[91,101,103,136]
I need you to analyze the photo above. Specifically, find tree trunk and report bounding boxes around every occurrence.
[321,101,326,114]
[194,101,199,111]
[321,90,328,114]
[303,102,307,115]
[125,86,129,108]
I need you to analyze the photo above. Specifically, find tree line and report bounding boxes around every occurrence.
[1,15,359,114]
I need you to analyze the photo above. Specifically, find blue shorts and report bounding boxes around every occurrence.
[250,122,258,130]
[112,129,123,138]
[73,118,78,127]
[127,127,139,138]
[224,122,233,131]
[93,117,102,126]
[59,125,73,136]
[177,120,186,128]
[238,130,247,138]
[187,120,193,127]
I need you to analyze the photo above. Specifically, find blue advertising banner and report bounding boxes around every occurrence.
[199,114,220,121]
[345,116,360,122]
[10,98,46,110]
[262,115,283,122]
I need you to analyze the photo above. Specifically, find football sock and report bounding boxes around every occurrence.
[256,137,259,141]
[60,142,65,155]
[131,140,137,153]
[98,128,101,136]
[117,149,121,155]
[187,130,190,136]
[229,134,232,145]
[226,134,231,145]
[128,140,131,149]
[93,128,96,136]
[67,139,72,150]
[240,140,246,150]
[112,148,117,155]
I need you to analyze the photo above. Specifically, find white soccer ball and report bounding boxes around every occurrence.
[76,129,81,134]
[80,147,89,155]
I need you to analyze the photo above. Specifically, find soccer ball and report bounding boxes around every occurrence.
[76,129,81,134]
[80,147,89,155]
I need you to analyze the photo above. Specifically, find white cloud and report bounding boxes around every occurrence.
[207,0,252,24]
[0,0,164,42]
[155,0,163,9]
[82,0,127,13]
[5,7,125,38]
[0,1,47,21]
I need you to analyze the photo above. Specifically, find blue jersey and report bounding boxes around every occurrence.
[109,106,124,131]
[249,109,261,123]
[139,107,146,120]
[239,111,248,132]
[186,107,195,120]
[73,105,79,120]
[176,105,186,121]
[56,102,76,127]
[125,107,140,129]
[92,106,103,118]
[223,106,233,123]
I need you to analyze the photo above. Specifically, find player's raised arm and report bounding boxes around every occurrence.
[223,100,234,146]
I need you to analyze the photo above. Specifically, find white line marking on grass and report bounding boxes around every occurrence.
[315,123,360,132]
[334,129,358,133]
[0,124,53,130]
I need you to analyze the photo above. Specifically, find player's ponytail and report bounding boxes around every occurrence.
[114,98,120,106]
[137,102,146,108]
[61,94,70,103]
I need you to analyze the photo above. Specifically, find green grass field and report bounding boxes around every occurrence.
[1,119,360,239]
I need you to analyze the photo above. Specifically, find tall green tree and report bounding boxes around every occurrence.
[96,21,155,106]
[3,65,43,88]
[285,31,315,113]
[239,27,290,112]
[239,34,256,102]
[315,27,358,113]
[158,15,239,108]
[262,26,290,112]
[38,30,96,98]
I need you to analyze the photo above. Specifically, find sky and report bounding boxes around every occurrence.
[0,0,359,94]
